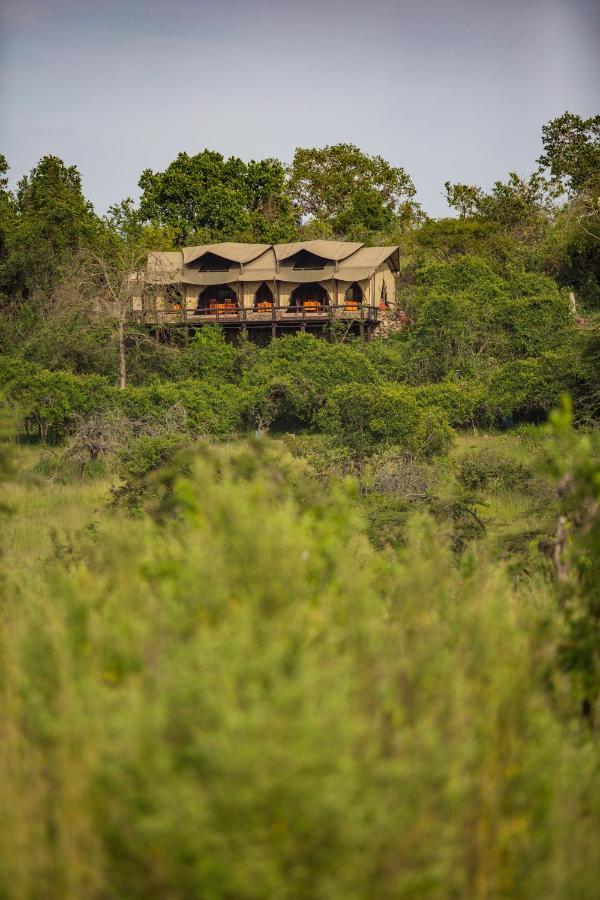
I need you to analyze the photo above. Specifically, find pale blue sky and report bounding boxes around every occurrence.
[1,0,598,216]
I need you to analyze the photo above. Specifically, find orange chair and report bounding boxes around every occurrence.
[304,300,321,313]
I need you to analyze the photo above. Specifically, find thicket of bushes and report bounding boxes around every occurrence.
[2,256,597,455]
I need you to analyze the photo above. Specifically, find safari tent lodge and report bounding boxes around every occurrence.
[133,240,399,341]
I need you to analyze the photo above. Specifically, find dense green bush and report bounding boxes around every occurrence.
[486,349,581,422]
[457,447,535,493]
[176,325,240,383]
[414,380,484,427]
[363,336,412,383]
[0,356,248,440]
[1,440,599,898]
[242,333,380,428]
[0,356,114,441]
[318,382,453,457]
[360,492,412,548]
[403,257,578,383]
[111,433,191,512]
[115,380,246,435]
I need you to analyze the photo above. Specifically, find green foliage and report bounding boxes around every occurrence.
[241,333,380,429]
[318,382,453,457]
[403,256,577,388]
[289,143,420,238]
[1,439,599,897]
[0,154,16,269]
[0,356,247,442]
[538,112,600,196]
[0,356,114,442]
[414,381,483,426]
[457,447,535,493]
[138,151,298,245]
[0,396,17,517]
[537,113,600,308]
[104,197,176,253]
[111,433,190,512]
[363,335,413,383]
[412,216,498,261]
[1,155,104,298]
[178,326,240,382]
[115,380,245,436]
[544,398,600,713]
[486,350,580,422]
[445,172,553,232]
[360,491,411,548]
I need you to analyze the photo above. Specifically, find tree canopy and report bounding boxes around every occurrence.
[1,155,103,298]
[138,150,298,245]
[538,112,600,196]
[289,143,420,239]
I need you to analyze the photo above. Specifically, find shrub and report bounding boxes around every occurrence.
[242,333,380,428]
[111,433,190,512]
[318,382,453,457]
[486,349,580,422]
[363,337,412,383]
[177,325,240,382]
[1,358,114,442]
[361,492,411,548]
[115,380,245,436]
[404,257,578,383]
[457,447,534,493]
[414,381,483,427]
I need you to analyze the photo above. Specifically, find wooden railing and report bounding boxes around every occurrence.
[137,303,379,326]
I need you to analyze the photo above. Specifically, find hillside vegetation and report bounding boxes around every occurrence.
[1,113,599,897]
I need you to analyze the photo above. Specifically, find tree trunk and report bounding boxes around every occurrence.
[118,320,126,389]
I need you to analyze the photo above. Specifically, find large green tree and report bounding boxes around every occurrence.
[444,172,553,234]
[538,112,600,196]
[1,155,103,298]
[0,155,16,270]
[438,173,555,275]
[104,198,176,255]
[289,143,419,239]
[537,112,600,309]
[138,151,298,245]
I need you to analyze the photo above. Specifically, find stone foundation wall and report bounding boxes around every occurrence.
[375,307,410,338]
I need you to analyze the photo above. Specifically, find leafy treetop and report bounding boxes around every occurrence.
[289,143,420,239]
[138,150,298,246]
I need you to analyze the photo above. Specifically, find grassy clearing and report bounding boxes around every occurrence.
[2,446,113,575]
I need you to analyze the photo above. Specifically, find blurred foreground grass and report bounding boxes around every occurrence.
[0,435,599,899]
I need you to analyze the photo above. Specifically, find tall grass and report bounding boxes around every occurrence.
[0,440,598,898]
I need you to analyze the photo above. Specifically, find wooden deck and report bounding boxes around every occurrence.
[134,303,380,338]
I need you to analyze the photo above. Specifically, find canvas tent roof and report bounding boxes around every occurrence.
[182,243,270,266]
[334,246,399,281]
[145,241,399,286]
[274,240,363,264]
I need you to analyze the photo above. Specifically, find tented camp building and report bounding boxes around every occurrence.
[134,240,399,340]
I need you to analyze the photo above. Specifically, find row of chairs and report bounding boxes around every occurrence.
[168,301,365,315]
